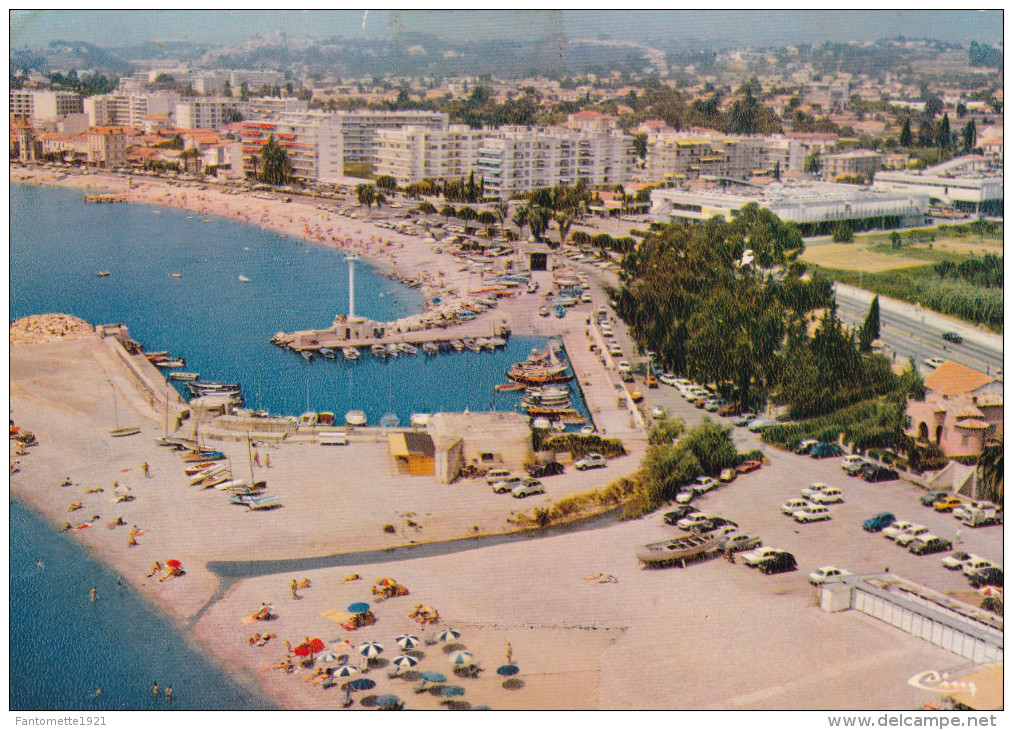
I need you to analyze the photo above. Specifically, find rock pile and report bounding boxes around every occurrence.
[10,314,94,345]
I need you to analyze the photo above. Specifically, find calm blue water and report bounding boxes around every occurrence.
[9,499,276,711]
[10,183,587,423]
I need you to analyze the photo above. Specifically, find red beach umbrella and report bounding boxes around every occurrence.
[294,637,326,656]
[165,559,182,569]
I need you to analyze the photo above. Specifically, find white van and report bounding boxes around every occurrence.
[318,431,349,446]
[485,468,513,485]
[617,360,631,374]
[793,505,831,523]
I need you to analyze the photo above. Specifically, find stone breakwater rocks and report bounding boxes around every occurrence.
[10,314,94,345]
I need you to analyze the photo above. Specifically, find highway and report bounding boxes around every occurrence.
[833,284,1003,378]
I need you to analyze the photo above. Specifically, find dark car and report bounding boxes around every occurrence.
[691,517,738,533]
[810,443,844,459]
[920,490,950,507]
[909,537,953,556]
[968,567,1004,589]
[862,466,899,482]
[942,332,963,344]
[863,512,896,532]
[526,461,564,478]
[663,505,700,525]
[758,551,798,575]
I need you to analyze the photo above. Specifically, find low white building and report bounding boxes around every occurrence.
[873,155,1003,215]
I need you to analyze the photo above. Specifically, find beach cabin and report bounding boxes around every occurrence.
[387,431,436,476]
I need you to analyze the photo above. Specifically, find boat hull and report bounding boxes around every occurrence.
[636,533,720,566]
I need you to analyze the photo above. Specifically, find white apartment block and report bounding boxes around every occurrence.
[240,115,345,183]
[83,91,180,128]
[331,110,448,164]
[174,96,243,129]
[10,90,83,121]
[645,132,804,183]
[823,150,883,181]
[241,97,310,117]
[477,126,634,199]
[373,124,488,185]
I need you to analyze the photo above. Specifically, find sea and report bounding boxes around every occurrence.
[9,181,588,711]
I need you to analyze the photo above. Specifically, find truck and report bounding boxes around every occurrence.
[960,505,1003,528]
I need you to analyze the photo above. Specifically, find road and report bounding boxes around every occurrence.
[834,284,1003,378]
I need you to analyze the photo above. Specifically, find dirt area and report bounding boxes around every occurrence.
[800,243,927,272]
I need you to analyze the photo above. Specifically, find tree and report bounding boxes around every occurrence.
[512,206,529,239]
[961,119,977,152]
[976,433,1003,504]
[527,207,549,242]
[356,183,376,215]
[374,191,387,210]
[632,132,648,160]
[417,201,437,216]
[917,120,935,148]
[375,175,398,194]
[890,231,902,249]
[899,117,913,147]
[803,151,821,175]
[935,114,951,151]
[492,200,510,235]
[476,210,496,228]
[554,212,574,247]
[439,204,456,222]
[772,161,781,182]
[678,418,738,477]
[858,296,880,352]
[955,102,967,119]
[259,135,292,186]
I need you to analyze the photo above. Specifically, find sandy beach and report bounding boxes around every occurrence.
[10,167,976,711]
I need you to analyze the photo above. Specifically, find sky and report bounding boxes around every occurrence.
[10,9,1004,49]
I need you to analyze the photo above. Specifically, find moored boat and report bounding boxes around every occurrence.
[370,344,388,358]
[300,350,314,361]
[97,271,111,277]
[410,413,430,427]
[422,342,438,356]
[450,339,465,351]
[462,337,481,352]
[154,358,186,368]
[342,346,361,361]
[385,343,400,357]
[318,347,335,359]
[636,532,721,566]
[397,342,418,355]
[169,372,200,381]
[345,410,367,427]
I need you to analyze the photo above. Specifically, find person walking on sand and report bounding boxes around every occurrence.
[506,642,513,665]
[142,462,149,478]
[291,578,299,600]
[253,450,260,467]
[264,454,271,468]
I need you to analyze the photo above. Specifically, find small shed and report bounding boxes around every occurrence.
[387,431,435,476]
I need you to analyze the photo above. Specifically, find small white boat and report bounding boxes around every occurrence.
[463,337,481,352]
[300,411,318,427]
[410,413,431,427]
[345,410,367,427]
[370,344,388,358]
[397,342,418,355]
[318,347,335,359]
[169,372,199,381]
[300,350,314,361]
[155,358,186,368]
[342,347,360,361]
[450,339,464,351]
[532,418,551,430]
[385,343,400,357]
[109,427,140,438]
[238,275,251,282]
[475,337,492,350]
[422,342,438,356]
[488,337,507,348]
[636,532,721,566]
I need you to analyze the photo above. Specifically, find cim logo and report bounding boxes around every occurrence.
[907,669,976,697]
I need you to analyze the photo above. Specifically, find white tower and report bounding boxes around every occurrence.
[346,255,359,318]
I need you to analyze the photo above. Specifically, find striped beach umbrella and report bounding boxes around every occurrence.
[391,654,418,671]
[332,665,358,678]
[448,650,474,666]
[436,627,461,643]
[358,641,385,659]
[317,649,345,663]
[395,634,420,650]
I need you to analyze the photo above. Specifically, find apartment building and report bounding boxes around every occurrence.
[85,126,131,167]
[373,124,488,185]
[83,91,181,128]
[873,155,1003,215]
[331,110,448,164]
[239,115,344,183]
[174,96,243,129]
[823,150,883,181]
[10,90,83,121]
[645,132,804,183]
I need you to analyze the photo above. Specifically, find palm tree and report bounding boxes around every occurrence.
[476,211,496,230]
[528,207,549,242]
[492,200,510,235]
[249,153,259,180]
[439,204,456,223]
[456,206,477,234]
[356,183,375,216]
[976,433,1003,504]
[512,206,529,239]
[554,212,574,246]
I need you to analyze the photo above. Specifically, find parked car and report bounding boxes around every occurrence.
[932,496,963,513]
[882,521,915,540]
[719,468,737,483]
[967,567,1003,588]
[491,477,524,494]
[616,360,631,375]
[953,501,997,522]
[690,517,738,534]
[895,526,930,547]
[781,498,812,516]
[909,536,953,556]
[674,489,696,505]
[962,557,996,577]
[644,374,659,388]
[511,479,545,498]
[808,566,853,585]
[941,331,963,344]
[719,532,762,553]
[841,455,867,474]
[527,461,564,478]
[574,453,607,471]
[742,546,784,567]
[662,505,699,525]
[793,505,831,523]
[676,513,715,531]
[691,476,718,493]
[861,465,899,482]
[810,487,845,505]
[863,512,897,532]
[795,439,819,455]
[810,443,844,459]
[920,490,950,507]
[485,468,513,485]
[659,373,678,387]
[758,551,798,575]
[651,406,666,419]
[941,551,974,570]
[737,459,763,474]
[801,482,830,500]
[924,357,946,369]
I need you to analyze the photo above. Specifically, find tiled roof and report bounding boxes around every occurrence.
[923,360,997,397]
[955,419,990,430]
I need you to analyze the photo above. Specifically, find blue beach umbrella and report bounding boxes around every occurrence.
[391,654,418,671]
[439,685,466,697]
[419,671,446,684]
[358,641,385,658]
[471,706,492,710]
[346,678,375,691]
[376,694,401,709]
[448,650,473,666]
[332,665,358,678]
[496,664,520,677]
[348,602,371,614]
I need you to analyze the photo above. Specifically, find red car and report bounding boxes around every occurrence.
[736,459,762,474]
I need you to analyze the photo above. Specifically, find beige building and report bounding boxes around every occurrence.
[10,89,82,122]
[823,150,883,181]
[427,412,532,483]
[85,126,130,166]
[374,124,487,186]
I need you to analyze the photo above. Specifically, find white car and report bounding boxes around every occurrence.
[941,551,975,570]
[781,498,812,515]
[808,566,853,585]
[882,521,916,540]
[659,373,678,386]
[962,557,996,577]
[719,532,762,553]
[841,455,865,473]
[485,468,513,485]
[810,487,844,505]
[608,342,623,356]
[801,482,830,500]
[491,477,523,494]
[674,489,696,505]
[574,453,607,470]
[894,525,930,546]
[511,479,546,498]
[691,476,718,494]
[924,357,946,369]
[793,505,831,523]
[742,546,784,567]
[616,360,631,374]
[651,406,666,419]
[676,513,715,531]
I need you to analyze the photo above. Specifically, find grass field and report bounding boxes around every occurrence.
[800,244,926,272]
[802,233,1003,273]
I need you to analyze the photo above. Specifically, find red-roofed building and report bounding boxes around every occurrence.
[86,126,131,166]
[567,109,619,134]
[906,361,1003,457]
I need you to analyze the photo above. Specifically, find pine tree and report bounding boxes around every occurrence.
[936,114,951,150]
[899,117,913,147]
[859,295,880,352]
[961,119,977,152]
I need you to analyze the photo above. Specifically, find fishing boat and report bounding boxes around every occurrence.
[488,337,507,348]
[522,394,572,409]
[494,383,526,392]
[317,412,335,426]
[300,350,314,361]
[397,343,418,355]
[450,339,465,351]
[410,413,431,427]
[462,337,481,352]
[345,410,367,427]
[526,384,570,399]
[370,344,388,358]
[145,351,169,361]
[154,357,186,368]
[475,337,493,350]
[97,271,111,277]
[554,304,566,318]
[169,372,199,381]
[422,342,439,356]
[188,381,242,396]
[385,343,400,357]
[342,347,361,361]
[238,275,251,282]
[507,364,572,385]
[109,426,140,437]
[636,532,721,567]
[318,347,335,359]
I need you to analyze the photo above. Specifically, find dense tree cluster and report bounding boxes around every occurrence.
[933,253,1003,288]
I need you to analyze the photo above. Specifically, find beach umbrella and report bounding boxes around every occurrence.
[332,665,358,679]
[346,678,375,691]
[391,654,418,671]
[317,649,345,663]
[436,627,461,643]
[471,706,492,710]
[395,634,420,650]
[496,664,520,677]
[358,642,385,658]
[375,694,401,709]
[439,685,466,697]
[348,602,371,614]
[448,650,474,667]
[165,559,182,569]
[294,637,326,657]
[979,586,1003,598]
[419,671,446,684]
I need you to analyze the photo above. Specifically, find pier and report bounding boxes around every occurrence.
[272,318,512,353]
